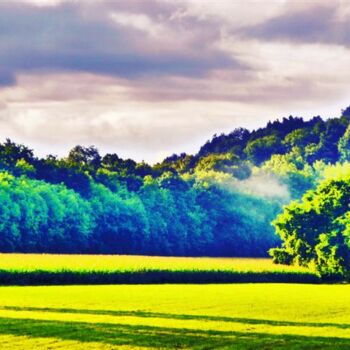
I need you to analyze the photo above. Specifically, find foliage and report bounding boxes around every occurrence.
[244,134,284,165]
[0,107,349,257]
[270,166,350,279]
[338,123,350,161]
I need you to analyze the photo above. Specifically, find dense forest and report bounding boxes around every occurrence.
[1,106,350,276]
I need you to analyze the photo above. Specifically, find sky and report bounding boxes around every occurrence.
[1,0,350,163]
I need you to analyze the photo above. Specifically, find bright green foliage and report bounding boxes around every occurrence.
[88,183,148,254]
[0,108,349,257]
[195,153,251,180]
[0,167,282,256]
[14,159,35,177]
[283,128,317,150]
[244,134,284,165]
[0,173,93,252]
[318,117,348,163]
[338,124,350,161]
[262,148,316,198]
[314,208,350,279]
[271,167,350,279]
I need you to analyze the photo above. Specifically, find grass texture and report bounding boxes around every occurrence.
[0,283,349,348]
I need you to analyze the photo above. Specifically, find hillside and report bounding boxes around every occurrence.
[0,107,350,267]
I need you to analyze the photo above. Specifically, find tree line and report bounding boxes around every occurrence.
[0,171,280,256]
[1,106,350,263]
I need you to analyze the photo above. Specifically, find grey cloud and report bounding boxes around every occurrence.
[0,1,349,163]
[0,70,16,86]
[0,1,244,87]
[241,4,350,46]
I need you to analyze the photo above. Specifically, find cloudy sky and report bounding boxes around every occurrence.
[1,0,350,162]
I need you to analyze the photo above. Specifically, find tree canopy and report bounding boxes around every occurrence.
[1,107,350,262]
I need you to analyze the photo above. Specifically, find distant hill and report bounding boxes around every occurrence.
[0,107,349,258]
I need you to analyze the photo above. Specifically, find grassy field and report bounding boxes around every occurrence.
[0,254,319,284]
[0,283,349,349]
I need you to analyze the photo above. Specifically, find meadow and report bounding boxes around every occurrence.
[0,283,349,349]
[0,254,319,284]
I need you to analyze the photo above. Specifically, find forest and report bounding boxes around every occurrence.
[1,106,350,278]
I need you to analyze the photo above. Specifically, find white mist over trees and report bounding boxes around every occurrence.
[0,108,349,264]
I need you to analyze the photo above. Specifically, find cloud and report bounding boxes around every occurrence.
[0,1,245,87]
[0,70,16,86]
[0,1,350,162]
[0,71,248,162]
[241,4,350,46]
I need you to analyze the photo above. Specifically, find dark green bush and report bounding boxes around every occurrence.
[269,248,293,265]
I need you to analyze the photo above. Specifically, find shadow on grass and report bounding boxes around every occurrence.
[0,314,350,349]
[2,305,350,330]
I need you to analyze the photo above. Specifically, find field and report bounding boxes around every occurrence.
[0,254,344,348]
[0,254,319,284]
[0,284,349,349]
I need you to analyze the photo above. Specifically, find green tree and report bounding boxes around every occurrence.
[271,171,350,278]
[244,135,284,165]
[338,124,350,161]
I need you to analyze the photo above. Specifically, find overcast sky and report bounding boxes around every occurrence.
[1,0,350,163]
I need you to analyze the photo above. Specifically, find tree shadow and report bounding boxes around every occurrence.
[2,305,350,330]
[0,316,349,349]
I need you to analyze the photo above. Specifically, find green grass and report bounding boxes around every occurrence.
[0,284,349,349]
[0,254,319,284]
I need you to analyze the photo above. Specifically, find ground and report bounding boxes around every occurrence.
[0,283,349,349]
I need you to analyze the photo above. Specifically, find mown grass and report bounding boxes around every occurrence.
[0,284,349,349]
[0,254,319,285]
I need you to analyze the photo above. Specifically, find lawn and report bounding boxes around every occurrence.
[0,284,349,349]
[0,254,318,284]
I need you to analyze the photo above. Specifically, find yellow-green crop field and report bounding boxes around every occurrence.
[0,253,310,273]
[0,254,318,284]
[0,283,349,349]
